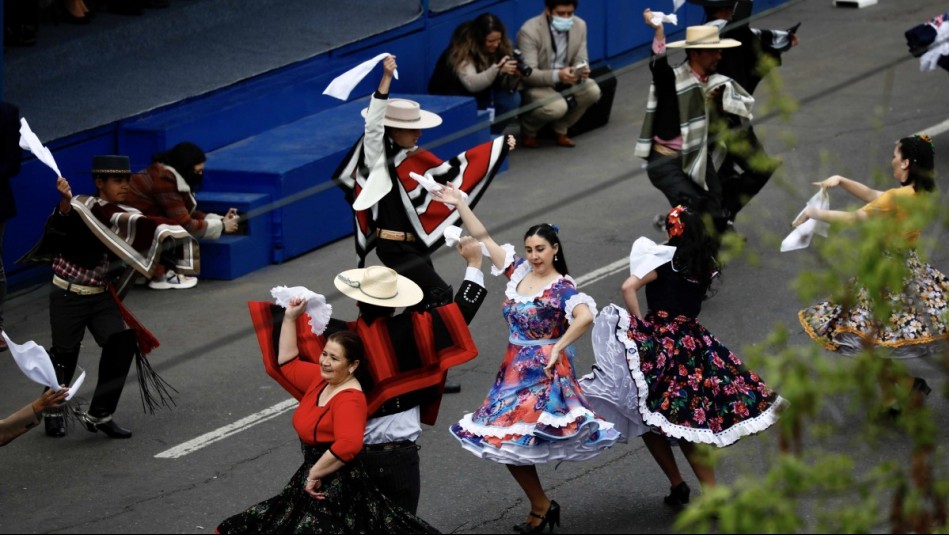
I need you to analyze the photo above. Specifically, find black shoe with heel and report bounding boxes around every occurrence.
[664,481,690,507]
[512,500,560,533]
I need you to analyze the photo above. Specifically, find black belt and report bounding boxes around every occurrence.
[362,440,415,452]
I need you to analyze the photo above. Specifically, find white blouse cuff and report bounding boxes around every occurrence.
[565,293,597,324]
[490,243,517,277]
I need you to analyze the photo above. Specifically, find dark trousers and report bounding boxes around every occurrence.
[49,288,134,417]
[375,239,451,309]
[358,442,422,514]
[646,149,727,232]
[719,126,780,220]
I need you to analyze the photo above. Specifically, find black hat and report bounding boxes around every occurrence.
[686,0,738,6]
[91,155,133,175]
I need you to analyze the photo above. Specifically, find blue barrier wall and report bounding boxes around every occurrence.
[4,0,791,288]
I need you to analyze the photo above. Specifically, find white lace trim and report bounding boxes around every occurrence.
[490,243,517,277]
[607,304,788,448]
[450,418,619,466]
[454,407,613,439]
[564,293,598,324]
[503,263,581,305]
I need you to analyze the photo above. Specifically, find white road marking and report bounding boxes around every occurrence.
[918,118,949,138]
[155,399,298,459]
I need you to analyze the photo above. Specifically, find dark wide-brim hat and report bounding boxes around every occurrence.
[90,154,136,175]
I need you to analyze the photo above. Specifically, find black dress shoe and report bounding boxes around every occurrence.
[444,381,461,394]
[44,410,67,437]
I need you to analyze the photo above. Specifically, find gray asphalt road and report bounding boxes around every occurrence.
[2,1,948,533]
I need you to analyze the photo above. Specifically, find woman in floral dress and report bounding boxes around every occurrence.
[434,184,619,534]
[582,206,786,507]
[794,134,945,397]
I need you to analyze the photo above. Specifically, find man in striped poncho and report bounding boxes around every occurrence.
[634,10,754,237]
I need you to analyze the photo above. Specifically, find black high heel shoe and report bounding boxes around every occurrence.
[664,481,691,506]
[912,377,932,396]
[512,500,561,533]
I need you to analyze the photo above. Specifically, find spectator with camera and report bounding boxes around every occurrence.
[516,0,600,148]
[428,13,524,134]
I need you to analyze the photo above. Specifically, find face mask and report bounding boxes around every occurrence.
[551,16,574,32]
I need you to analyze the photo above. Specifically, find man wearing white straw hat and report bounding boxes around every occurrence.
[691,0,800,230]
[335,56,513,310]
[634,10,754,239]
[250,236,488,514]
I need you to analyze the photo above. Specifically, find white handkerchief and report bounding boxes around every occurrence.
[781,190,830,252]
[3,331,83,399]
[270,286,333,335]
[650,11,678,26]
[629,236,676,278]
[443,226,490,255]
[18,118,62,177]
[409,172,469,204]
[323,53,399,101]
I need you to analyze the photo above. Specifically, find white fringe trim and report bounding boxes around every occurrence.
[607,304,787,448]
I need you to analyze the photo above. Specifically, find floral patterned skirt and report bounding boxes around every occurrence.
[449,341,620,465]
[799,251,949,358]
[217,442,439,534]
[588,304,786,448]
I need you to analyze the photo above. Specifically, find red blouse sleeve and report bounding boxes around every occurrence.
[327,390,367,463]
[280,358,322,395]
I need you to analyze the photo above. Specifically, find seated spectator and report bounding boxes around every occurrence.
[517,0,601,148]
[125,142,239,290]
[1,388,69,446]
[429,13,523,134]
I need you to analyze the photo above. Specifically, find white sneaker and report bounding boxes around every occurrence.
[148,270,198,290]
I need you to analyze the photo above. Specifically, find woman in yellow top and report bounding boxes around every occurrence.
[795,134,944,386]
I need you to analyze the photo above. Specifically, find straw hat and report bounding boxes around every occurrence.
[360,99,443,129]
[334,266,423,308]
[667,25,741,49]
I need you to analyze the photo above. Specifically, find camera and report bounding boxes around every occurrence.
[511,48,533,77]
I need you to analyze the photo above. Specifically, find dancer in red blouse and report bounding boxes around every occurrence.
[217,303,438,532]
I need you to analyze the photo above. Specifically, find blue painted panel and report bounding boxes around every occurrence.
[194,192,272,280]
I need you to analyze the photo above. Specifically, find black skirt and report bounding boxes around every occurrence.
[217,442,440,534]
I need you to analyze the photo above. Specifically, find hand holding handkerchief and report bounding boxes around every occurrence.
[270,286,333,335]
[323,53,399,101]
[443,225,490,255]
[781,190,829,252]
[629,236,677,278]
[18,118,62,177]
[650,11,678,26]
[409,172,469,204]
[3,331,83,399]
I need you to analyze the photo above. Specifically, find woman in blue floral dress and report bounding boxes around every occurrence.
[582,206,786,507]
[434,184,619,534]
